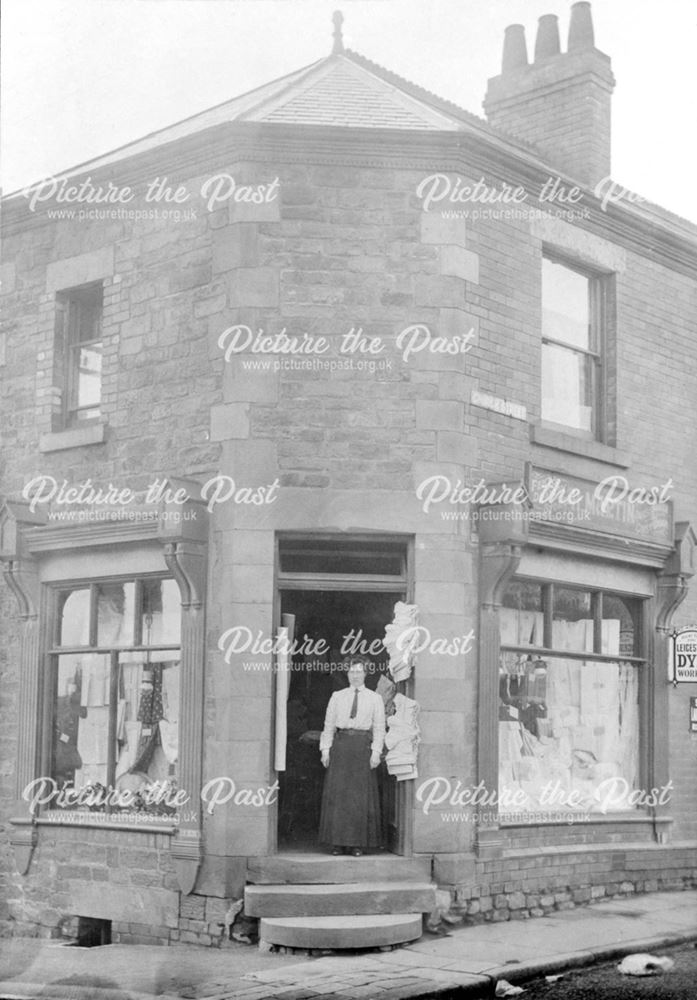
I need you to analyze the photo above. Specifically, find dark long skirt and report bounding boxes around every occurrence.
[319,731,381,848]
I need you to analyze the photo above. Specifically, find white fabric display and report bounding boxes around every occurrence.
[498,608,639,813]
[384,602,419,682]
[158,720,178,764]
[116,720,143,777]
[80,655,110,707]
[75,706,110,786]
[385,693,420,780]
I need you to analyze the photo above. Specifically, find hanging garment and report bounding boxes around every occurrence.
[75,706,110,786]
[80,655,110,707]
[116,720,143,778]
[376,675,397,717]
[130,664,165,774]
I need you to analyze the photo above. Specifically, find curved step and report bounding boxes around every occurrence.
[246,881,436,917]
[260,913,423,950]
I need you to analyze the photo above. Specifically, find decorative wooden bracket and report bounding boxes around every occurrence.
[162,541,206,611]
[170,834,204,896]
[656,522,696,633]
[480,542,524,610]
[3,559,38,618]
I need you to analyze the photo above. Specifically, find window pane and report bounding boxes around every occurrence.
[499,656,639,815]
[552,587,593,653]
[115,656,180,809]
[58,588,91,646]
[542,342,594,431]
[52,655,85,787]
[142,579,181,645]
[50,651,180,814]
[76,343,102,409]
[68,287,102,343]
[97,582,135,647]
[51,652,111,791]
[602,594,637,658]
[501,582,544,649]
[279,541,405,576]
[542,258,589,349]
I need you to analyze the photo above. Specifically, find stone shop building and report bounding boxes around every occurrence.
[1,4,696,949]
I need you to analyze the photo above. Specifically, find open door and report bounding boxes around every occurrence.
[274,536,413,855]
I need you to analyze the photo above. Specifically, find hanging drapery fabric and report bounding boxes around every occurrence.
[376,674,396,715]
[383,602,419,682]
[130,664,165,774]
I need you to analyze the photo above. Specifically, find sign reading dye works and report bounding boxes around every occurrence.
[668,626,697,686]
[527,466,673,544]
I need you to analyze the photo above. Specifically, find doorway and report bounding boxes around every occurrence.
[274,535,413,856]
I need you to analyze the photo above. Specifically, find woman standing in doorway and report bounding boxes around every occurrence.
[319,658,385,856]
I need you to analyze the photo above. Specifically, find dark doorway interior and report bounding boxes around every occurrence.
[278,589,402,852]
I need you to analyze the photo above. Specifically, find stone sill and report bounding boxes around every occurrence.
[32,814,175,835]
[531,424,629,467]
[39,422,106,453]
[501,814,673,830]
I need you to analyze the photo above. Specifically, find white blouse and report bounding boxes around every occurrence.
[320,684,386,754]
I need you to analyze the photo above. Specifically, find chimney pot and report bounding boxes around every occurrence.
[502,24,528,74]
[568,1,595,51]
[535,14,561,61]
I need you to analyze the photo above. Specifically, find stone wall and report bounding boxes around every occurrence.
[1,129,696,940]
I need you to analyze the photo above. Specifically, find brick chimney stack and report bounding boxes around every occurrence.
[483,2,615,188]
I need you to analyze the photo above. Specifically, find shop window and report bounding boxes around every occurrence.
[541,257,606,439]
[50,577,181,814]
[55,282,103,428]
[499,580,643,815]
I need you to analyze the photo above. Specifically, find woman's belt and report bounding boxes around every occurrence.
[336,728,371,736]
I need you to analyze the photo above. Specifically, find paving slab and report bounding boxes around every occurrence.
[1,889,696,999]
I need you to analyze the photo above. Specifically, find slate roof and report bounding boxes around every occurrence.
[244,52,465,131]
[14,47,535,186]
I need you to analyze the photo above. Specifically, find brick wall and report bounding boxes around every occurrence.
[452,846,697,924]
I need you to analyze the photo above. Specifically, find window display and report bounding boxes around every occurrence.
[499,582,641,815]
[50,577,181,814]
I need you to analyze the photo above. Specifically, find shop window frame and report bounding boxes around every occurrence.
[499,575,650,818]
[42,572,182,816]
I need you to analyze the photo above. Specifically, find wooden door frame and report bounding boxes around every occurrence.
[271,531,415,857]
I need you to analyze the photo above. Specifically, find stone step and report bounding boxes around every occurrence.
[245,881,436,917]
[247,852,432,885]
[259,913,423,950]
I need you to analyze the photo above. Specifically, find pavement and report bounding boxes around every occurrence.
[1,890,696,1000]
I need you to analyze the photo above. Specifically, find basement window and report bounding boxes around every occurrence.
[76,917,111,947]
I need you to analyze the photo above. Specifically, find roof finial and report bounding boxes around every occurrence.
[332,10,344,54]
